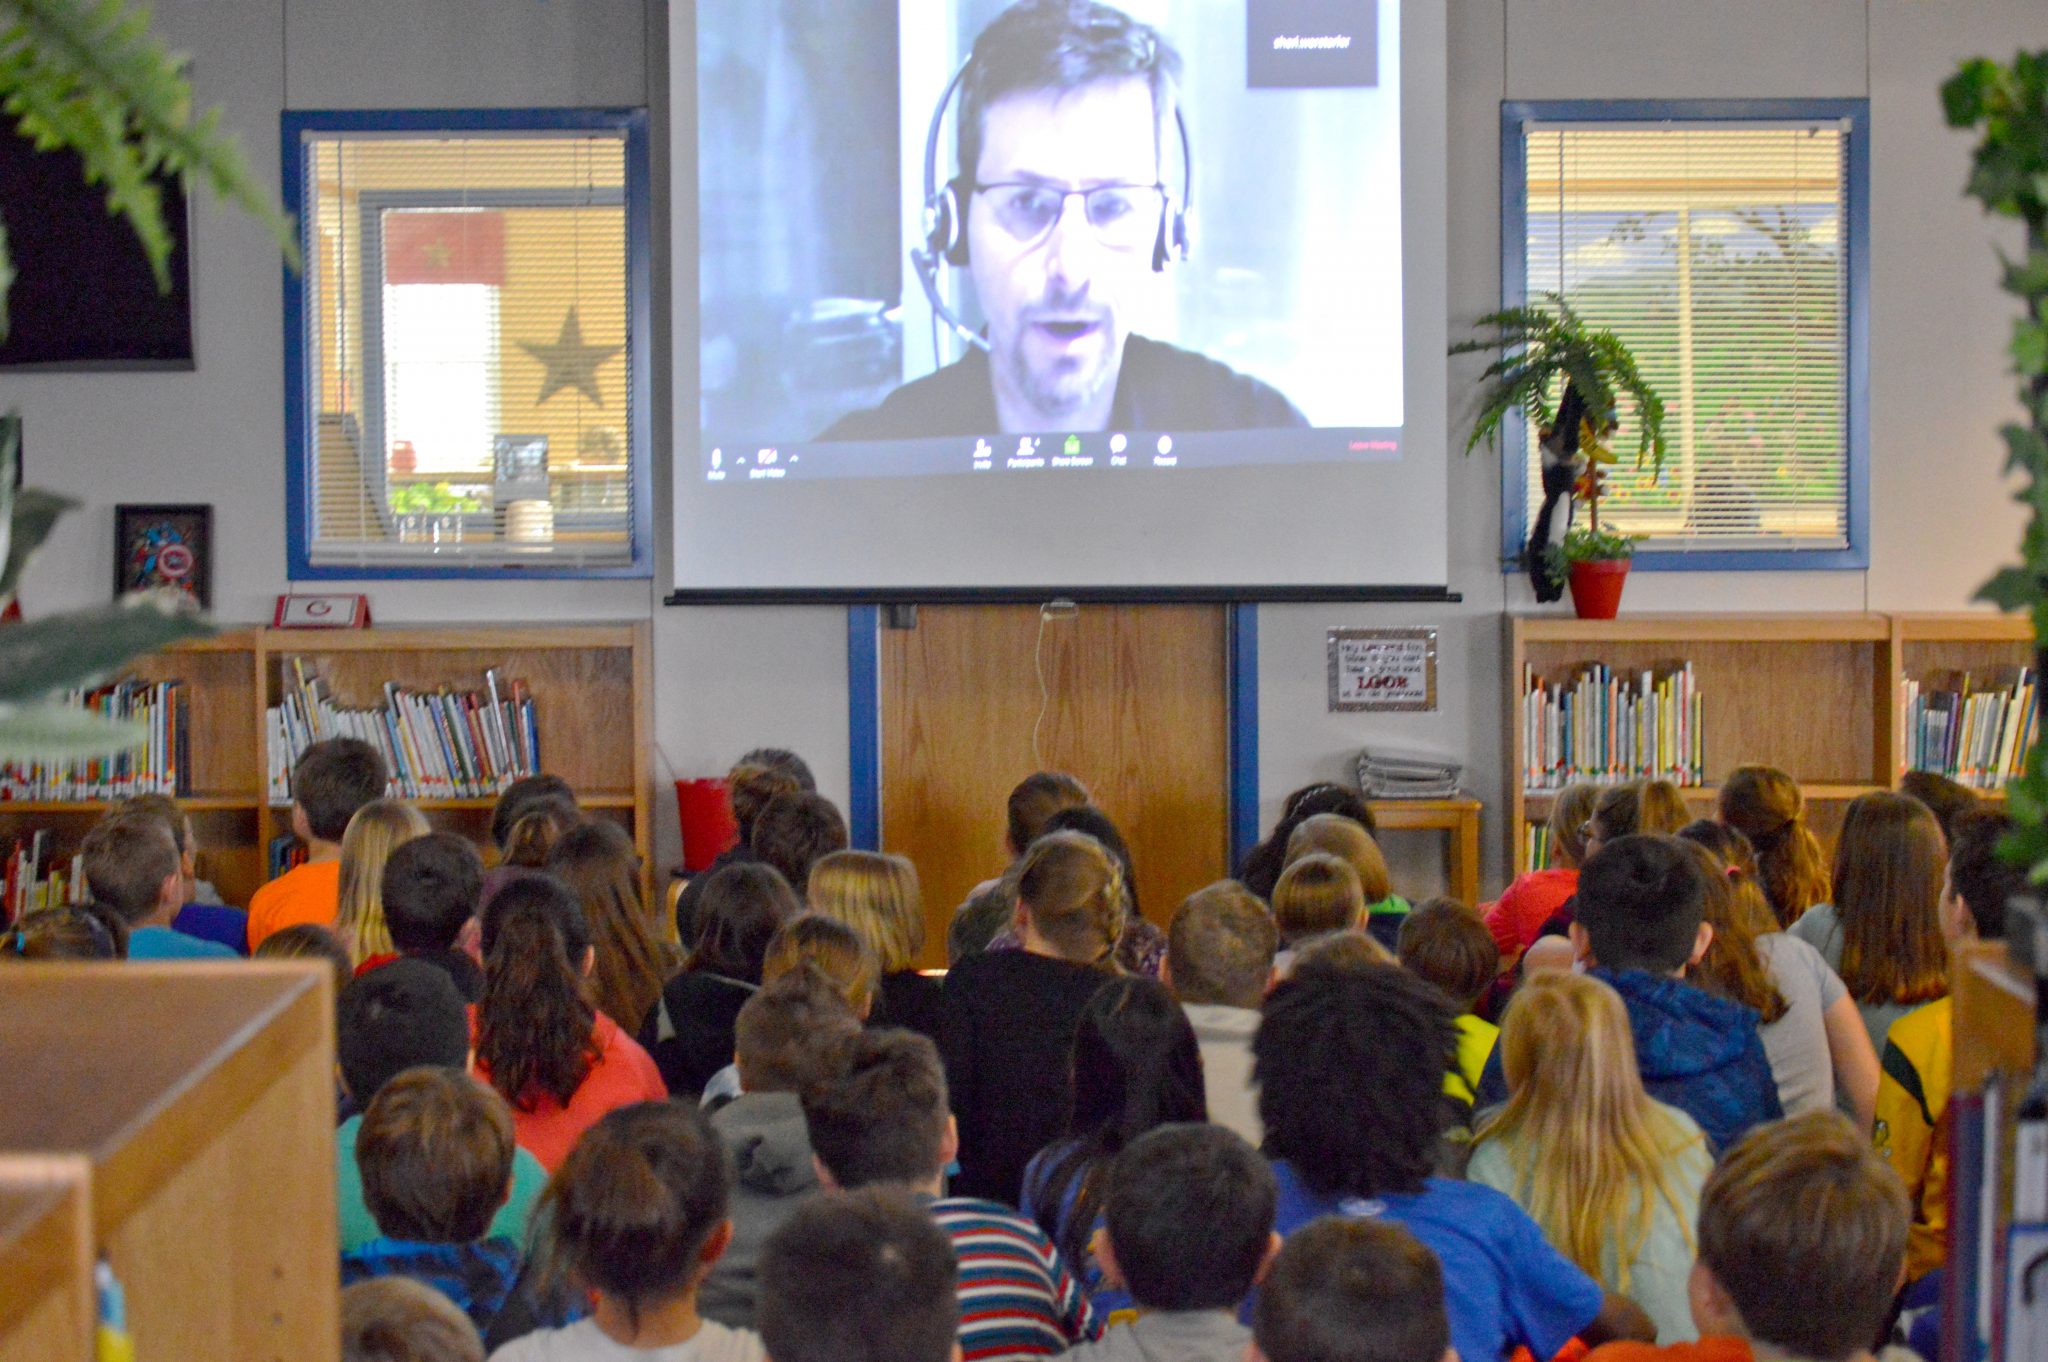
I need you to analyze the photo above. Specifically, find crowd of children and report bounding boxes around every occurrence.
[5,731,1996,1362]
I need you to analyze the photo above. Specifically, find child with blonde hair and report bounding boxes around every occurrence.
[1469,972,1713,1343]
[807,848,942,1040]
[1270,852,1364,969]
[1284,813,1407,948]
[334,799,430,966]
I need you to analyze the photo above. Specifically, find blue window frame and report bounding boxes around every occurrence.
[1498,100,1870,572]
[281,108,653,579]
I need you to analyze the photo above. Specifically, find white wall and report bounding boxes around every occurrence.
[2,0,2037,890]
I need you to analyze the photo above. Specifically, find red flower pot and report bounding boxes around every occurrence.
[1567,558,1631,619]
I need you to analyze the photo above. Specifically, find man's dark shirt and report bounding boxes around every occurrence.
[819,333,1309,439]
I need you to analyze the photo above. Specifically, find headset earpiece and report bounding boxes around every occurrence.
[922,178,965,269]
[942,178,971,267]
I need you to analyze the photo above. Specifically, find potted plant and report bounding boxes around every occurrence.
[1451,292,1669,617]
[1945,52,2048,872]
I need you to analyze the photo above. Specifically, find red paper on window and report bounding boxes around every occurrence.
[383,211,507,286]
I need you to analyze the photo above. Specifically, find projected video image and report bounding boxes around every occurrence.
[697,0,1403,481]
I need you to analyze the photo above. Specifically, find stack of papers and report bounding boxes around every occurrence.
[1355,748,1463,800]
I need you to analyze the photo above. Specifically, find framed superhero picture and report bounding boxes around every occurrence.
[115,504,213,608]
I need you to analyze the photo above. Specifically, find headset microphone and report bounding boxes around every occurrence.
[911,55,1195,359]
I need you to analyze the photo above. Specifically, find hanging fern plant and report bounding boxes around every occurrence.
[1943,51,2048,876]
[0,0,297,757]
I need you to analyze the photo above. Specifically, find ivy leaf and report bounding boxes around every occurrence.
[2015,319,2048,377]
[2006,422,2048,475]
[1943,59,2002,127]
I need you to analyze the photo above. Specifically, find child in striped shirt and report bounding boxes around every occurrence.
[802,1030,1100,1361]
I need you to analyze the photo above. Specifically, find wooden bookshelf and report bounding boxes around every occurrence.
[1506,613,2035,875]
[0,962,338,1360]
[0,624,653,909]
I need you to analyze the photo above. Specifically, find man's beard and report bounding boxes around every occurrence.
[1003,317,1122,421]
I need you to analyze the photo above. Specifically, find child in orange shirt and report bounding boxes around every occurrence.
[249,738,388,948]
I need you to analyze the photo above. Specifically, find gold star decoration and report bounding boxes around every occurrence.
[519,307,622,406]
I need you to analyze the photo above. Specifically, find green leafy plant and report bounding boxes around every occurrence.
[389,481,486,515]
[1545,525,1645,586]
[1450,291,1669,533]
[1946,52,2048,876]
[0,0,297,757]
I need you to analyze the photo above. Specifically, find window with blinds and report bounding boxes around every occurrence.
[1504,103,1868,566]
[283,111,651,577]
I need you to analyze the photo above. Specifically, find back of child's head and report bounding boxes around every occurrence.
[546,1101,733,1321]
[947,876,1018,963]
[500,796,579,869]
[1293,930,1396,975]
[1006,770,1091,854]
[109,792,191,853]
[1280,782,1377,835]
[341,1276,484,1362]
[548,818,667,1031]
[734,970,862,1094]
[1071,976,1207,1139]
[1546,782,1600,868]
[760,1186,958,1362]
[1719,764,1830,926]
[1104,1123,1275,1312]
[478,875,595,1110]
[337,799,430,962]
[1949,809,2024,938]
[1593,778,1689,842]
[762,912,879,1016]
[1396,898,1499,1012]
[255,923,354,996]
[1284,815,1390,901]
[1253,1218,1449,1362]
[753,792,850,897]
[1015,828,1125,964]
[1573,834,1706,973]
[800,1029,949,1189]
[736,746,817,791]
[337,959,470,1103]
[691,861,803,984]
[1271,853,1364,945]
[358,1067,515,1244]
[80,814,178,924]
[1698,1111,1910,1362]
[294,737,390,841]
[1042,803,1142,919]
[727,761,804,845]
[1674,835,1789,1023]
[382,833,485,953]
[1831,791,1948,1007]
[1167,880,1277,1009]
[1255,963,1453,1200]
[1899,767,1979,844]
[807,849,926,973]
[1,904,124,960]
[489,774,576,851]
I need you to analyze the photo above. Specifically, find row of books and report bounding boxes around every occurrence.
[1523,821,1557,872]
[0,680,189,803]
[2,831,87,925]
[1520,662,1705,791]
[266,658,542,802]
[1899,670,2038,790]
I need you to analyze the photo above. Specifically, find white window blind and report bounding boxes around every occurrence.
[297,127,638,571]
[1521,120,1852,553]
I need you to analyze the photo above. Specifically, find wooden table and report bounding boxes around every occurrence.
[1367,797,1483,905]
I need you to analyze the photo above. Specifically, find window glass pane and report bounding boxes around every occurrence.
[1521,122,1850,553]
[298,127,638,571]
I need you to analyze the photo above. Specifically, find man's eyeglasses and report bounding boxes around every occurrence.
[973,182,1166,251]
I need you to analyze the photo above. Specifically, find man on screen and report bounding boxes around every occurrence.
[822,0,1307,440]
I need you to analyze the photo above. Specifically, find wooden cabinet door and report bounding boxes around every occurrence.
[880,603,1229,967]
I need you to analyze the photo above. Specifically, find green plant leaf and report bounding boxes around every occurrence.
[0,489,76,601]
[1977,565,2042,611]
[0,699,147,761]
[0,595,210,703]
[1943,59,2002,127]
[2016,319,2048,376]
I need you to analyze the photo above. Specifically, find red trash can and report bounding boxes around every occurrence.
[676,778,739,871]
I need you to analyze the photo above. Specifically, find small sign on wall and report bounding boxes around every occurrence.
[1328,627,1437,712]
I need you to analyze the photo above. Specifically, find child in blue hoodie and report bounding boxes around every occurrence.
[1479,834,1782,1153]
